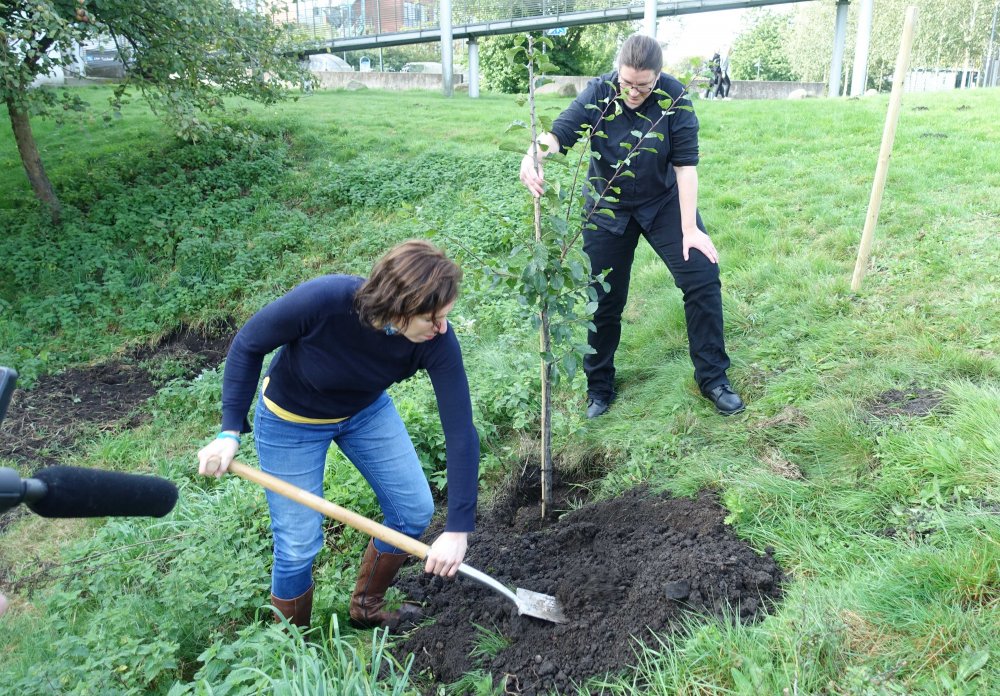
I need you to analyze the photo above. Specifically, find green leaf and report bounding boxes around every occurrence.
[499,143,528,155]
[506,47,527,64]
[731,668,753,692]
[561,353,577,378]
[956,650,990,682]
[595,208,615,218]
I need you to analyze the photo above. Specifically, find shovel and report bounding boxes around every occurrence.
[228,460,568,624]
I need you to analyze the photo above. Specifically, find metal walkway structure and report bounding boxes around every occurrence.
[281,0,867,98]
[293,0,809,53]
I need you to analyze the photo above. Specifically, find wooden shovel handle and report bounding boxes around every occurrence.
[228,460,431,559]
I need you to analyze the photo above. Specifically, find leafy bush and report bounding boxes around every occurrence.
[171,618,415,696]
[4,479,273,694]
[0,128,306,381]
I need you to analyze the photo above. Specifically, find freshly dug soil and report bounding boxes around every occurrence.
[0,325,230,541]
[395,485,786,694]
[867,386,943,420]
[0,325,231,469]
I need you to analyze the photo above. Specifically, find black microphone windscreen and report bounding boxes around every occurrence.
[28,466,178,519]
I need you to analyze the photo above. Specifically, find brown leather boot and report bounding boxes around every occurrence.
[270,584,314,629]
[349,539,423,630]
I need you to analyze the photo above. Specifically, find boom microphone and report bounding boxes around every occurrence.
[0,466,178,518]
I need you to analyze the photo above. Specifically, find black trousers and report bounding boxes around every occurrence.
[582,197,731,400]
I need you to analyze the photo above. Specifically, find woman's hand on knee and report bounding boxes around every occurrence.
[197,435,240,478]
[424,531,468,578]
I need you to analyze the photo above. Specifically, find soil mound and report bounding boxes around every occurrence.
[395,487,785,694]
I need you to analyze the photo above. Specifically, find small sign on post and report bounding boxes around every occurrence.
[545,27,567,36]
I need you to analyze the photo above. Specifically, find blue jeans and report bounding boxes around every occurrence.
[253,392,434,600]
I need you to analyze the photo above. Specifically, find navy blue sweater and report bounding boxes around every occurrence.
[222,275,479,532]
[549,71,700,236]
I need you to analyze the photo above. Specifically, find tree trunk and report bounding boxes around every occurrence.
[6,96,61,225]
[539,305,553,519]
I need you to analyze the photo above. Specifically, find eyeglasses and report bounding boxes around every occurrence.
[618,79,657,96]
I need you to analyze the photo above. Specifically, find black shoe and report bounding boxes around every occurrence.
[586,397,611,419]
[703,384,745,416]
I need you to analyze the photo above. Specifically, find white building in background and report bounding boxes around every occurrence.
[307,53,353,71]
[905,68,980,92]
[30,65,65,87]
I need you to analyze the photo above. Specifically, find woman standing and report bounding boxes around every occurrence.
[197,240,479,630]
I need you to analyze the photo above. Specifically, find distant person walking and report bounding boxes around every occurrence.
[706,52,722,99]
[519,34,745,419]
[197,240,480,631]
[717,46,732,99]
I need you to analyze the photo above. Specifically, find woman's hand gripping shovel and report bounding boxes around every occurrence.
[228,461,568,624]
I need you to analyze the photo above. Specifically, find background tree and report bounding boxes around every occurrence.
[1,0,304,224]
[480,22,635,93]
[730,9,795,81]
[2,0,89,223]
[782,0,997,91]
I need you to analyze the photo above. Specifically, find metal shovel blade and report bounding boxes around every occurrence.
[515,588,569,624]
[458,563,569,624]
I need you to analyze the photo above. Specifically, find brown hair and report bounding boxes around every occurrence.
[617,34,663,75]
[354,240,463,330]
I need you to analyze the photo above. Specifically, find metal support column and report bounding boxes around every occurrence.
[850,0,874,95]
[829,0,850,96]
[983,1,999,87]
[441,0,453,96]
[644,0,657,38]
[468,36,480,98]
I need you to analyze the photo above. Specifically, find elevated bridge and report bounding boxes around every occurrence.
[290,0,810,53]
[278,0,865,98]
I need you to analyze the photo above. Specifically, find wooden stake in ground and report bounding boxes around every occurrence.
[851,6,918,291]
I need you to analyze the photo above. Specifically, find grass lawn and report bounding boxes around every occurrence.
[0,83,997,694]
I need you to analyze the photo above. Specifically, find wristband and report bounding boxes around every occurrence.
[216,432,241,446]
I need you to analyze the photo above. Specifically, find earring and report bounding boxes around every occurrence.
[384,323,398,336]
